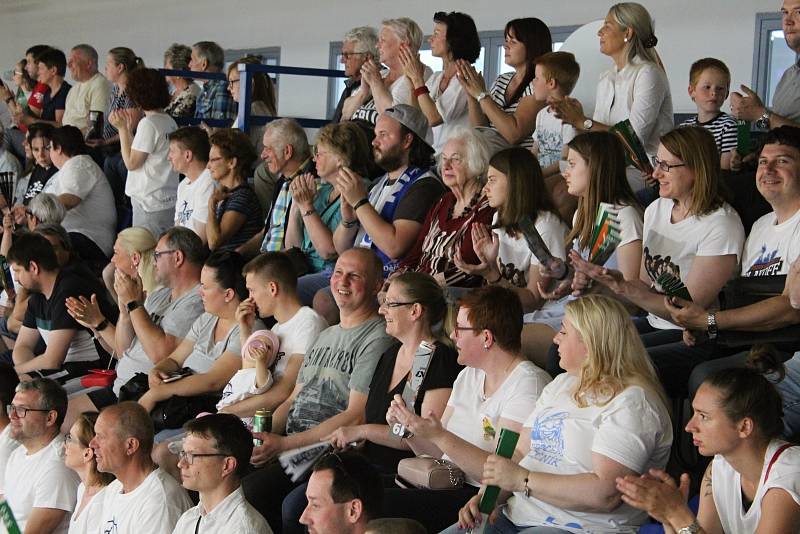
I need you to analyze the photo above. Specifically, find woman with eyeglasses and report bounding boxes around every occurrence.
[379,285,550,532]
[286,121,373,305]
[397,126,494,291]
[64,411,115,534]
[205,129,262,251]
[570,127,745,396]
[445,295,671,534]
[226,56,277,156]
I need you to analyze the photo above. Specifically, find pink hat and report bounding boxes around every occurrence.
[242,330,280,368]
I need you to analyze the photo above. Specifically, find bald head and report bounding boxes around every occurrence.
[340,248,383,288]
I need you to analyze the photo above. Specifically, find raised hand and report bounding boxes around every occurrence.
[337,166,368,207]
[66,294,106,329]
[398,45,426,88]
[455,59,487,99]
[730,85,766,122]
[552,96,587,129]
[289,172,318,211]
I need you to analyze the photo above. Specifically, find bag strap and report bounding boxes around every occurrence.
[763,443,794,484]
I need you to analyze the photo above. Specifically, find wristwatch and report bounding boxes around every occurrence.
[677,521,700,534]
[476,91,488,102]
[126,300,141,313]
[756,109,771,129]
[583,118,594,130]
[707,312,718,340]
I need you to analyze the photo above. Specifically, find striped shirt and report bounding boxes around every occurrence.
[681,112,738,154]
[489,71,534,150]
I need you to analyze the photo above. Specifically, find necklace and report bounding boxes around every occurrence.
[447,190,481,221]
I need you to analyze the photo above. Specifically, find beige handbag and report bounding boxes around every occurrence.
[396,455,465,490]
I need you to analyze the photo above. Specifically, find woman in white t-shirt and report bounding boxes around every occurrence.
[448,294,672,534]
[64,411,114,534]
[110,67,179,238]
[617,348,800,534]
[385,285,551,532]
[399,11,481,153]
[455,147,568,367]
[571,127,744,377]
[554,2,673,193]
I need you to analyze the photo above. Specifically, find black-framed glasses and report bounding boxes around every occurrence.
[651,156,687,173]
[153,249,178,260]
[341,52,368,59]
[7,404,51,418]
[452,324,481,337]
[227,78,240,86]
[177,450,228,465]
[380,300,416,309]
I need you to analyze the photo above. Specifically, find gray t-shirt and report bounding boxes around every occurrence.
[772,62,800,123]
[183,312,263,373]
[286,316,394,434]
[113,285,204,395]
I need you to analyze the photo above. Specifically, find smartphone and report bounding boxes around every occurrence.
[162,368,192,383]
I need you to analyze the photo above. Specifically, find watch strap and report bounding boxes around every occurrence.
[126,300,141,313]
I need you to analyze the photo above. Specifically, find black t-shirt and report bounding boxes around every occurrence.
[23,165,58,205]
[41,81,71,121]
[389,175,447,223]
[363,341,462,473]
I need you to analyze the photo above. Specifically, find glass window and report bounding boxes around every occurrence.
[753,13,798,107]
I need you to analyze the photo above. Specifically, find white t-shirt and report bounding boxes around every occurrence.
[44,155,117,256]
[96,467,192,534]
[740,208,800,277]
[126,112,179,211]
[642,198,744,330]
[62,72,110,132]
[444,361,551,486]
[68,483,108,534]
[270,306,328,378]
[425,71,470,153]
[712,440,800,534]
[504,373,672,533]
[175,169,214,234]
[4,435,79,534]
[172,487,271,534]
[0,425,20,496]
[533,106,577,169]
[573,203,643,273]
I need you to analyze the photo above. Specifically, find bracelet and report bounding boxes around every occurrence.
[341,218,359,229]
[522,472,531,498]
[95,319,110,332]
[301,208,316,217]
[352,197,370,212]
[4,97,13,104]
[413,85,430,97]
[487,271,502,284]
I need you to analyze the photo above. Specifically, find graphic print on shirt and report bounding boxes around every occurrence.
[744,244,783,277]
[643,247,682,291]
[499,261,527,287]
[103,518,119,534]
[528,410,568,467]
[176,200,193,226]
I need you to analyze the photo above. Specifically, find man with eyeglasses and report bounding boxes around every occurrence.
[4,378,79,534]
[299,451,383,534]
[172,413,271,533]
[91,401,191,534]
[332,27,379,124]
[65,227,205,424]
[242,247,394,531]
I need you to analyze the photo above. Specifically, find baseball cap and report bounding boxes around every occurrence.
[383,104,434,150]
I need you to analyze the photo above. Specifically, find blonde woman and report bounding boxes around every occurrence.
[448,295,672,534]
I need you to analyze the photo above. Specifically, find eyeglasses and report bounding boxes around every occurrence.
[7,404,51,418]
[227,78,240,86]
[341,52,368,59]
[651,156,687,173]
[452,324,481,337]
[311,145,332,158]
[380,300,416,309]
[177,450,228,465]
[207,156,225,164]
[153,249,178,260]
[439,154,464,167]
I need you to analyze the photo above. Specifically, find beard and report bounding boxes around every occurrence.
[373,144,406,172]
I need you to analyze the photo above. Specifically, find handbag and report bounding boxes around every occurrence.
[395,455,465,490]
[118,372,149,402]
[150,394,220,432]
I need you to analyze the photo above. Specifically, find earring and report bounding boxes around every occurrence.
[623,37,629,43]
[484,344,489,350]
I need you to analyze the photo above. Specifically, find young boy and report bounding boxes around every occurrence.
[531,51,580,178]
[680,57,738,170]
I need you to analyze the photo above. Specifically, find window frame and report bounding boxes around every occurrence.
[752,12,797,106]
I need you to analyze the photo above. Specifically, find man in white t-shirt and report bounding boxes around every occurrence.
[168,126,214,243]
[5,378,79,534]
[62,44,110,133]
[664,126,800,394]
[172,414,271,533]
[220,251,328,420]
[91,401,192,534]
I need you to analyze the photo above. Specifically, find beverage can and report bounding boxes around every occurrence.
[253,409,272,446]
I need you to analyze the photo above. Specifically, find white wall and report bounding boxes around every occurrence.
[0,0,781,119]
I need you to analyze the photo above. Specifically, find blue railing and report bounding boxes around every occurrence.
[157,63,347,132]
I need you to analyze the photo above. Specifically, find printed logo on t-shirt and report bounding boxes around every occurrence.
[103,518,119,534]
[176,200,193,226]
[481,415,496,441]
[643,247,682,292]
[744,245,783,277]
[528,410,568,466]
[499,261,527,288]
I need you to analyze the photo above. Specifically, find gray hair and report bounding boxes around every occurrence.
[344,26,379,59]
[160,226,207,266]
[163,43,193,71]
[192,41,225,71]
[29,192,66,224]
[16,378,68,427]
[439,125,490,182]
[264,118,310,161]
[72,44,99,66]
[382,18,424,51]
[609,2,663,69]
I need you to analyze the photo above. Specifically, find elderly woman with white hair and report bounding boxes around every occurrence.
[397,126,494,290]
[345,17,433,126]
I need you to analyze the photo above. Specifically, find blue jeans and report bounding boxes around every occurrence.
[439,511,571,534]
